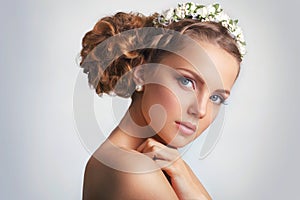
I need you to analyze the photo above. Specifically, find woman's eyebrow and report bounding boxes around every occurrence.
[175,67,205,84]
[176,67,231,95]
[215,89,231,96]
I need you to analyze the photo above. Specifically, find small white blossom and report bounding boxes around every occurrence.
[196,7,208,17]
[215,12,230,22]
[175,7,186,19]
[237,41,247,55]
[221,21,229,28]
[184,2,196,15]
[191,13,199,19]
[215,4,222,12]
[162,8,174,20]
[232,27,242,37]
[207,4,216,15]
[185,8,191,15]
[191,3,197,11]
[238,33,245,43]
[207,15,214,21]
[227,23,235,32]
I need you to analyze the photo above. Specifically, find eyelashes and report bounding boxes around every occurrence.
[177,75,229,106]
[177,76,195,89]
[210,94,228,105]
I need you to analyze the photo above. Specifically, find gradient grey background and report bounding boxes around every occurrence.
[1,0,299,199]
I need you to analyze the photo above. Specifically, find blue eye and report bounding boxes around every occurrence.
[210,94,228,105]
[178,76,195,89]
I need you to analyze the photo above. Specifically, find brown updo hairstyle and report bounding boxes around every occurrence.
[79,12,242,98]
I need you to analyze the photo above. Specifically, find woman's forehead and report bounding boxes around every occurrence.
[156,45,239,91]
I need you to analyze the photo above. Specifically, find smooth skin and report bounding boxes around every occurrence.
[83,41,239,200]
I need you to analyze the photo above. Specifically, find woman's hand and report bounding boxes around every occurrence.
[137,138,212,200]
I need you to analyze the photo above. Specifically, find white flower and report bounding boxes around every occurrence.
[175,7,186,19]
[215,12,230,22]
[184,8,192,15]
[227,22,235,32]
[162,8,174,20]
[196,7,208,17]
[237,42,247,55]
[207,4,216,15]
[185,2,197,14]
[190,2,197,11]
[182,2,196,15]
[191,13,199,19]
[238,32,245,43]
[232,27,242,37]
[207,15,215,21]
[221,21,229,28]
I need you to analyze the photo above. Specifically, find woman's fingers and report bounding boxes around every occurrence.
[138,140,165,160]
[137,138,180,163]
[137,138,164,152]
[137,139,210,199]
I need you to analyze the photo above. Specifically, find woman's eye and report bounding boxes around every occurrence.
[178,77,195,89]
[210,94,226,105]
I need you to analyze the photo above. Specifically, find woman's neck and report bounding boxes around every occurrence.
[107,93,156,150]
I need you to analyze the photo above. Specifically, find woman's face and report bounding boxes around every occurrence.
[140,41,240,148]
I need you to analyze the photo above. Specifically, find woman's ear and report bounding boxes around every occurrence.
[133,65,145,86]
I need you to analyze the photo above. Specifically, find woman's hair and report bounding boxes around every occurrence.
[79,12,242,98]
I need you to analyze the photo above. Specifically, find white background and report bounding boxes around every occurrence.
[1,0,300,199]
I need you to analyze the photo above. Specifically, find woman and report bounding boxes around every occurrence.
[79,2,246,199]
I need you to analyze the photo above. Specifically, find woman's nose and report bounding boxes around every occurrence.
[187,91,209,119]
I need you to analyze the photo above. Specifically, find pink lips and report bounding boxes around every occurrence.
[175,121,196,135]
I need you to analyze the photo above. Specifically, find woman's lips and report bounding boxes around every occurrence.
[175,121,196,135]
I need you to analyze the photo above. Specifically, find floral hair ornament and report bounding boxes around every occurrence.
[153,2,246,57]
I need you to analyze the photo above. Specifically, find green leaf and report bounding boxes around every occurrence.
[214,4,220,10]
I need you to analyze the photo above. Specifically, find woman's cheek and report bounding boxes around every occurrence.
[195,105,219,138]
[142,84,182,127]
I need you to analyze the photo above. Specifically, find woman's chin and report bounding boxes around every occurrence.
[160,135,195,149]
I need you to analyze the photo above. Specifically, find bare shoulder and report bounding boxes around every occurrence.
[82,142,178,200]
